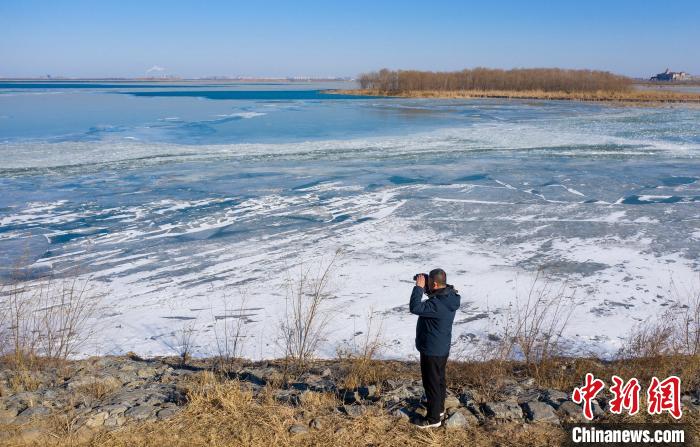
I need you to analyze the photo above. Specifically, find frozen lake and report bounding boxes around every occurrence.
[1,81,699,359]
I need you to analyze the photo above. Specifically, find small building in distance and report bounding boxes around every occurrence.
[650,68,689,81]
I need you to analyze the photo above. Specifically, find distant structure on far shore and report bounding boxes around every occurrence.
[650,68,689,81]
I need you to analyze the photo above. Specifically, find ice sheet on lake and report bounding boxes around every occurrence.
[1,96,699,360]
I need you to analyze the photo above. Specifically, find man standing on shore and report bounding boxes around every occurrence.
[410,268,461,428]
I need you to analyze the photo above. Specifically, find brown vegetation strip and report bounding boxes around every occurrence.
[332,88,700,104]
[359,68,633,92]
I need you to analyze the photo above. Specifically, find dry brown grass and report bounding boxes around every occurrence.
[71,379,120,401]
[336,307,389,388]
[340,359,417,390]
[1,372,566,447]
[2,355,700,446]
[333,88,700,104]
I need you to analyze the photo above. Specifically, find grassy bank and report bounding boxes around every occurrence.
[332,88,700,104]
[1,355,699,447]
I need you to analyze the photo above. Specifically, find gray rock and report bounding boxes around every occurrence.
[463,401,484,421]
[124,404,156,420]
[358,385,377,400]
[444,410,469,428]
[289,381,310,391]
[340,389,360,404]
[309,418,322,429]
[384,379,404,389]
[380,383,424,402]
[106,385,174,406]
[447,406,479,424]
[516,389,542,405]
[136,367,158,379]
[304,376,336,393]
[522,401,559,423]
[15,405,51,422]
[520,378,536,388]
[558,401,584,421]
[41,389,60,400]
[5,392,40,413]
[500,382,524,398]
[320,368,332,378]
[274,389,302,406]
[341,404,365,418]
[84,411,109,428]
[482,401,523,421]
[0,408,18,424]
[592,399,605,418]
[66,375,120,392]
[543,389,569,409]
[97,404,129,416]
[390,407,411,420]
[156,407,178,420]
[288,423,308,434]
[117,362,138,373]
[458,388,480,405]
[103,415,126,428]
[444,394,461,410]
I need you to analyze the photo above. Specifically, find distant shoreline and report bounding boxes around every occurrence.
[330,88,700,105]
[0,78,354,84]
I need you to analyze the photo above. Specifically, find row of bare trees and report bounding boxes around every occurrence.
[358,68,632,93]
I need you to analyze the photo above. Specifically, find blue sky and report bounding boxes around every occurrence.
[1,0,699,78]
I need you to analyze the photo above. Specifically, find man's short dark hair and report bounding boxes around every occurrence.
[429,268,447,287]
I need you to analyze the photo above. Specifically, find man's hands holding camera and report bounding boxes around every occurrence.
[415,273,426,289]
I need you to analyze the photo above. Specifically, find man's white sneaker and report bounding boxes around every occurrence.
[414,418,442,429]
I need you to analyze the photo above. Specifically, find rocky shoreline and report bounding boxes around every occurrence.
[2,355,699,442]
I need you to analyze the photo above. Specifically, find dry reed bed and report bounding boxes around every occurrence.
[332,88,700,104]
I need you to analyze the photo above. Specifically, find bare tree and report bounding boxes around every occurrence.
[1,275,100,369]
[672,280,700,356]
[498,271,577,370]
[34,277,100,361]
[278,250,339,371]
[618,314,675,359]
[212,287,250,374]
[162,320,198,366]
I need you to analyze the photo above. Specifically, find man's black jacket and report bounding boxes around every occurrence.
[409,285,460,357]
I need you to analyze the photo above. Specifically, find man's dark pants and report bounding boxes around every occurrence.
[420,353,448,423]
